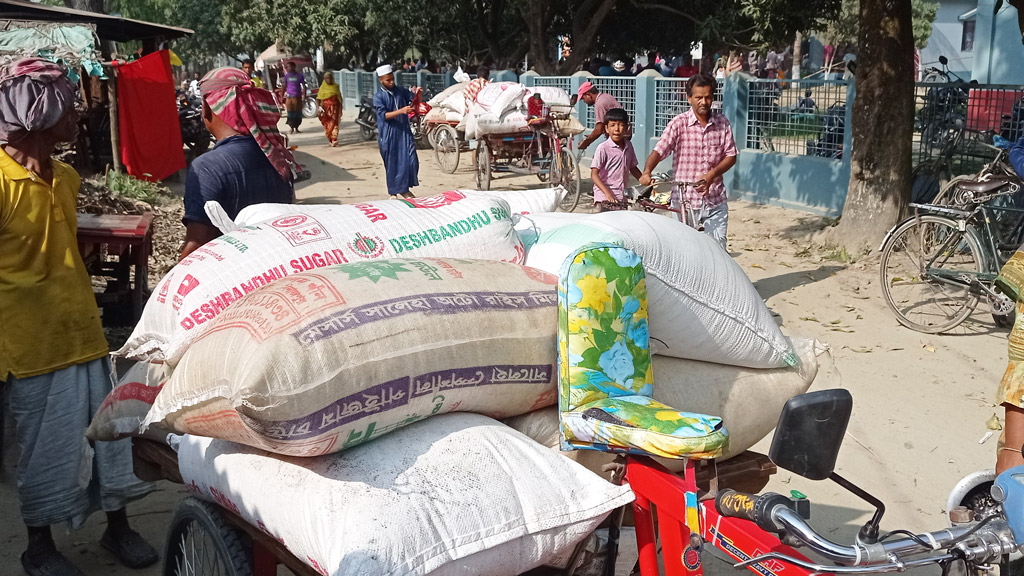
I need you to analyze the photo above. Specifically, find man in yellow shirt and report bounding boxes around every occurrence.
[0,58,157,575]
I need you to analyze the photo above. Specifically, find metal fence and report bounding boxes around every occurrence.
[745,79,849,160]
[358,71,375,101]
[423,73,447,100]
[913,82,1024,176]
[339,70,358,104]
[532,76,572,93]
[653,77,725,136]
[397,72,419,89]
[584,77,637,129]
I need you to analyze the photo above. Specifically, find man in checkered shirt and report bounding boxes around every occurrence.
[640,73,737,249]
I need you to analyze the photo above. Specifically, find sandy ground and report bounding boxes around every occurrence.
[0,116,1011,576]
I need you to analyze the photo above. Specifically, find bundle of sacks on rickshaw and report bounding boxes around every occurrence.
[424,81,585,140]
[90,188,833,576]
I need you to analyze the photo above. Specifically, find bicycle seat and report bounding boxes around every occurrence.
[958,177,1012,193]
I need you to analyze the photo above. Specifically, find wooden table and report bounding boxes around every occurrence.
[76,212,154,324]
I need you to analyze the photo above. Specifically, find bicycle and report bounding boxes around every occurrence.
[625,175,711,231]
[878,148,1023,333]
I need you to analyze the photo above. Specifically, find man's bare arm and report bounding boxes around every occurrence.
[180,221,222,260]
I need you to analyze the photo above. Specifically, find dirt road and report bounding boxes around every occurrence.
[0,116,1010,575]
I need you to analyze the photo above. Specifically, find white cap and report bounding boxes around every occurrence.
[376,64,393,77]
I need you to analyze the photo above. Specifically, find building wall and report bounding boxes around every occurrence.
[973,0,1024,84]
[921,0,977,79]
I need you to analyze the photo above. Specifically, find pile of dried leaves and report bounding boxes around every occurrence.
[76,177,184,287]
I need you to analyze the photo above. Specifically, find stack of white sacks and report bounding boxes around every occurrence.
[423,80,581,140]
[90,188,833,576]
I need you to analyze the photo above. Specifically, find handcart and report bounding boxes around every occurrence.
[473,105,582,212]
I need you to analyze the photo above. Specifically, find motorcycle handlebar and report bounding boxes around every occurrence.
[715,490,1017,571]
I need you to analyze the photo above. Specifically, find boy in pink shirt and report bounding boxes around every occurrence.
[590,108,641,211]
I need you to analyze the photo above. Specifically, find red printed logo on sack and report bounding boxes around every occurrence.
[399,190,466,209]
[348,233,386,259]
[172,274,200,311]
[523,266,558,286]
[271,214,331,246]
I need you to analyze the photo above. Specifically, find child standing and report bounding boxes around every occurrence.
[590,107,642,212]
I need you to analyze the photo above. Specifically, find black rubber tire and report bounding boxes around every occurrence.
[360,124,375,141]
[557,150,581,212]
[302,97,318,118]
[433,124,460,174]
[879,214,983,333]
[163,497,252,576]
[994,311,1016,328]
[475,140,491,190]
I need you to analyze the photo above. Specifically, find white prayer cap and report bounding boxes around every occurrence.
[376,64,393,77]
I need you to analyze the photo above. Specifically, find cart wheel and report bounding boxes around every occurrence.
[163,497,252,576]
[557,150,581,212]
[434,125,461,174]
[475,140,491,190]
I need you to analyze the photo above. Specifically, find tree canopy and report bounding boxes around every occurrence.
[92,0,842,71]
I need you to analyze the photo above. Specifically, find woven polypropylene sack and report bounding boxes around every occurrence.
[117,192,524,365]
[473,82,528,115]
[525,211,795,368]
[143,258,560,457]
[178,413,634,576]
[87,361,170,442]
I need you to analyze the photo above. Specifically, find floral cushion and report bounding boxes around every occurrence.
[557,243,728,459]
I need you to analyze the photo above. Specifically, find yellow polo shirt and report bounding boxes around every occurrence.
[0,147,108,381]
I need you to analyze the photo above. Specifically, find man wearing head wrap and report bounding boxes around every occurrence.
[576,81,625,151]
[180,66,299,259]
[0,57,158,576]
[373,64,419,198]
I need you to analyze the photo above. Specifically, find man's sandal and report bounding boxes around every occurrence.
[100,529,159,569]
[20,551,85,576]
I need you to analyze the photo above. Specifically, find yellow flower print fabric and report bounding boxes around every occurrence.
[557,243,728,459]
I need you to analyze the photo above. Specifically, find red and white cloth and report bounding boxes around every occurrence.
[654,109,738,208]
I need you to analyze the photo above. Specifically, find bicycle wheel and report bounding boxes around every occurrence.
[931,175,973,206]
[433,124,460,174]
[557,149,581,212]
[880,215,983,333]
[163,497,252,576]
[475,140,491,190]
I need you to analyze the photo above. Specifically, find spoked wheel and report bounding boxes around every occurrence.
[879,214,984,333]
[475,140,491,190]
[434,124,460,174]
[556,149,581,212]
[163,497,252,576]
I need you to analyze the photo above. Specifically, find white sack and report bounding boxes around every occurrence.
[441,90,467,115]
[524,211,794,368]
[143,258,559,457]
[178,414,634,576]
[525,86,572,107]
[474,81,528,115]
[86,361,170,442]
[460,187,566,215]
[427,81,468,107]
[119,193,524,365]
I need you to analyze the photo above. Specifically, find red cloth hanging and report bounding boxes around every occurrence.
[117,50,185,182]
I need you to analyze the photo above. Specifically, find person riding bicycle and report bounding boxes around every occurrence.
[639,73,737,249]
[590,107,641,212]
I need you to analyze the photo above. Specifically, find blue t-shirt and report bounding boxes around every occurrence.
[1011,135,1024,180]
[183,135,293,227]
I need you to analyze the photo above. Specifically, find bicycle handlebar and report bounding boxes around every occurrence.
[714,490,1019,573]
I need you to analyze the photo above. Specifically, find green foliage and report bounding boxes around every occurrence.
[101,171,166,205]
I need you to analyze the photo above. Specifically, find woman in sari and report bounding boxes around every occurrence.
[317,72,342,146]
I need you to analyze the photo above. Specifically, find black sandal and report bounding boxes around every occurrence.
[100,529,159,569]
[20,550,85,576]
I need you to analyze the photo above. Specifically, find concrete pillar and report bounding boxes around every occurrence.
[633,70,659,158]
[520,70,538,87]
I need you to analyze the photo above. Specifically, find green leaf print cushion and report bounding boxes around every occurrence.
[557,243,728,459]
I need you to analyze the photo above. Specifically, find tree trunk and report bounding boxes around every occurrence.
[792,32,802,80]
[831,0,915,253]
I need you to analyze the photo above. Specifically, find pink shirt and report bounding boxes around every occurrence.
[654,109,738,208]
[593,92,621,125]
[591,137,638,203]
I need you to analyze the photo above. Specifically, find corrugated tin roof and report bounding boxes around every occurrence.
[0,0,192,42]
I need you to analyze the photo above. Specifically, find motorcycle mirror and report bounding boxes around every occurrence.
[769,389,853,481]
[939,55,949,66]
[569,94,579,106]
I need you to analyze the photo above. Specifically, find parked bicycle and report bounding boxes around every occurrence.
[878,138,1023,333]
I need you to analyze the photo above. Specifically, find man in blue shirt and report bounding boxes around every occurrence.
[181,67,298,259]
[1011,135,1024,179]
[373,64,419,198]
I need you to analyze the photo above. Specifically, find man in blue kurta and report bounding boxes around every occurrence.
[373,64,419,198]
